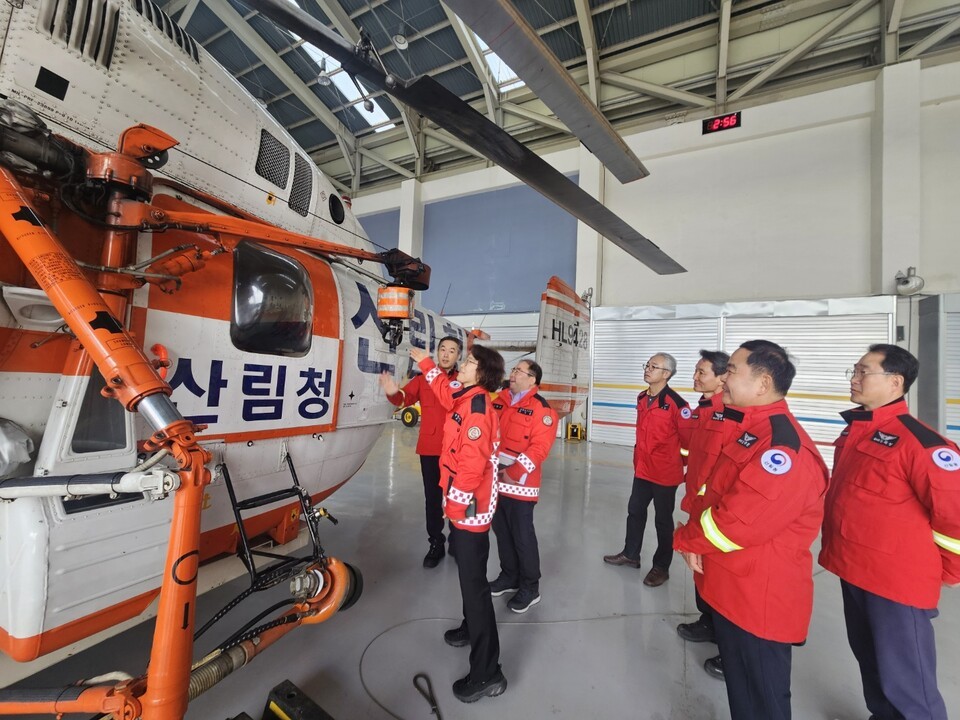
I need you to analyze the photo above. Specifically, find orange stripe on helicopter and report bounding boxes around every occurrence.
[541,296,587,320]
[545,276,588,307]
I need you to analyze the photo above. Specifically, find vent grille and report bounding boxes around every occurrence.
[255,129,291,189]
[133,0,199,62]
[289,154,312,217]
[37,0,121,68]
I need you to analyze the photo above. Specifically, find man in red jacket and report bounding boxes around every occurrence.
[674,340,828,720]
[604,352,688,587]
[488,359,559,613]
[819,344,959,720]
[380,336,462,567]
[675,349,737,681]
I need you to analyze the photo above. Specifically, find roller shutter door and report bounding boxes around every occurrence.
[724,314,892,466]
[590,318,719,445]
[946,312,960,445]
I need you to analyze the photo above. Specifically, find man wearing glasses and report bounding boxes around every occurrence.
[488,360,559,613]
[674,340,828,720]
[604,353,688,588]
[380,335,463,568]
[819,344,959,720]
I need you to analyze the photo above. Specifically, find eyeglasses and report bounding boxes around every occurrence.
[643,363,668,372]
[844,368,895,381]
[510,366,535,378]
[464,357,478,366]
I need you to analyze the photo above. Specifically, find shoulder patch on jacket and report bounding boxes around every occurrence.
[533,393,550,408]
[897,414,949,449]
[663,386,687,409]
[471,393,488,414]
[770,414,801,452]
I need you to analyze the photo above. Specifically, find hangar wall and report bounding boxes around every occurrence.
[354,59,960,308]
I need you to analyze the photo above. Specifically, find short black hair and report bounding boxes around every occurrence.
[699,349,729,377]
[521,359,543,385]
[472,345,505,392]
[740,340,796,395]
[869,343,919,394]
[438,335,463,352]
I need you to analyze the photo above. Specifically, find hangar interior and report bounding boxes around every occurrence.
[1,0,960,719]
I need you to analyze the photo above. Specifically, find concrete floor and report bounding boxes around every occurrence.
[12,423,960,719]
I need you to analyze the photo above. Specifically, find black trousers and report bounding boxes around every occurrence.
[451,527,500,682]
[695,587,715,634]
[492,496,540,593]
[622,476,678,570]
[714,610,792,720]
[419,455,445,545]
[841,580,947,720]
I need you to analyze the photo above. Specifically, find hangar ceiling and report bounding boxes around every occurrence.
[160,0,960,195]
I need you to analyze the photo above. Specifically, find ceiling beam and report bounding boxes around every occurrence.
[573,0,599,104]
[887,0,905,33]
[164,0,191,16]
[203,0,356,173]
[500,102,569,132]
[357,146,415,179]
[716,0,732,107]
[600,71,715,108]
[441,3,499,122]
[178,0,202,29]
[421,126,488,161]
[728,0,877,102]
[899,14,960,61]
[310,0,360,44]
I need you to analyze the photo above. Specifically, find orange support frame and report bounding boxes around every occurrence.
[0,167,211,719]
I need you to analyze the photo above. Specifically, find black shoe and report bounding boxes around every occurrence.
[507,589,541,614]
[423,541,445,569]
[443,623,469,648]
[452,668,507,703]
[489,575,519,597]
[677,618,716,643]
[704,655,724,680]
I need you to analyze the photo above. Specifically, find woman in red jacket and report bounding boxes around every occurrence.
[410,343,507,704]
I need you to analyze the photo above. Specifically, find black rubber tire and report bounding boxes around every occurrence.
[400,407,419,427]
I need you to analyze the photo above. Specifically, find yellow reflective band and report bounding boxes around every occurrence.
[697,484,706,496]
[933,530,960,555]
[700,507,743,553]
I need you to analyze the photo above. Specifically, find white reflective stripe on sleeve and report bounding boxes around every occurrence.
[934,530,960,555]
[517,453,536,474]
[497,482,539,498]
[425,368,441,384]
[446,487,473,505]
[700,507,743,553]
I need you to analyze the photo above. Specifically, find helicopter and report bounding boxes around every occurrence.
[0,1,594,716]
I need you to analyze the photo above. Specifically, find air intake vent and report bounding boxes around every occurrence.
[255,129,291,189]
[37,0,121,69]
[133,0,199,62]
[289,154,313,217]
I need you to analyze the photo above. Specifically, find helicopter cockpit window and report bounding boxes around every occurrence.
[232,241,313,357]
[71,366,128,453]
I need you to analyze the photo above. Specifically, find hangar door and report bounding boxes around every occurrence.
[590,298,896,467]
[945,299,960,445]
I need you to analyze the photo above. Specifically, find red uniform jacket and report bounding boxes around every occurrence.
[674,400,829,643]
[386,366,457,456]
[633,386,688,487]
[418,358,500,533]
[678,395,745,516]
[819,399,960,609]
[492,387,559,502]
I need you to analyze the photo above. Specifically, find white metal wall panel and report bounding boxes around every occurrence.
[724,315,893,466]
[945,312,960,445]
[590,318,719,445]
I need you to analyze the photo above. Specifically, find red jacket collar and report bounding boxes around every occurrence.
[839,397,907,425]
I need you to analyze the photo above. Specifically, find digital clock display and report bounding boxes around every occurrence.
[702,111,742,134]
